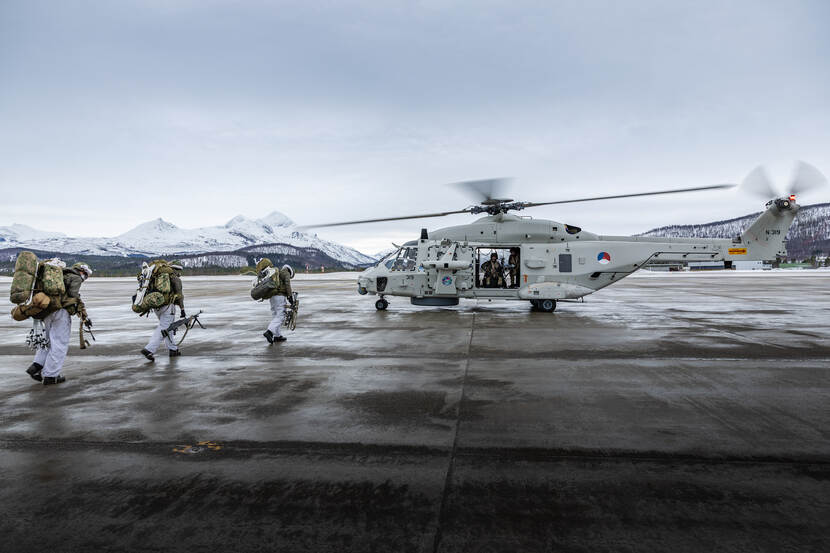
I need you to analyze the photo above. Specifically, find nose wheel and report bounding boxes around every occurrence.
[375,298,389,311]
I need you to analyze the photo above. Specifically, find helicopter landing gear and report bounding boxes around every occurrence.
[531,299,557,312]
[375,298,389,311]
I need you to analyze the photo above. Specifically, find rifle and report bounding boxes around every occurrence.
[79,311,95,350]
[161,310,204,346]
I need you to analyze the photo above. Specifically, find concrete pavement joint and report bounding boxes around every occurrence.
[432,311,476,553]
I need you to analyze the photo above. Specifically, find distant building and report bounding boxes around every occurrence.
[733,260,770,270]
[688,261,727,271]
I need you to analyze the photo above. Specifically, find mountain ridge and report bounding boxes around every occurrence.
[641,202,830,259]
[0,210,375,267]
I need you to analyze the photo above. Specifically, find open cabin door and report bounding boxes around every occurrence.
[474,247,520,289]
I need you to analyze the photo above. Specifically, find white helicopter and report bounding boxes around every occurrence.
[309,162,826,312]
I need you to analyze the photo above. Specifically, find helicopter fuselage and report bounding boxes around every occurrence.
[357,198,799,308]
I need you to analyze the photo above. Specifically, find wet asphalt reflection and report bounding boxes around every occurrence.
[0,272,829,552]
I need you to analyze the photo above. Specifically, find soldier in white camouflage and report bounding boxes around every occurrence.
[27,263,93,385]
[140,261,185,362]
[256,258,295,343]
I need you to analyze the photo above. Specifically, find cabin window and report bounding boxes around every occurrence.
[559,254,572,273]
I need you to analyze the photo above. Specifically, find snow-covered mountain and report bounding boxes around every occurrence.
[0,211,375,266]
[373,248,397,260]
[641,202,830,260]
[0,224,66,243]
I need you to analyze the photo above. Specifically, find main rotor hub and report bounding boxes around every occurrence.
[469,200,528,216]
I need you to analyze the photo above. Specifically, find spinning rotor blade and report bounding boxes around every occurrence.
[521,183,736,208]
[788,160,828,196]
[740,166,778,199]
[299,208,471,229]
[452,178,512,203]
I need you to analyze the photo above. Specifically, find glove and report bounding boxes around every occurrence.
[84,318,93,329]
[180,309,187,319]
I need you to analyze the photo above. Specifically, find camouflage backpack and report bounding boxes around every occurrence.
[9,253,77,321]
[251,258,278,301]
[132,259,181,314]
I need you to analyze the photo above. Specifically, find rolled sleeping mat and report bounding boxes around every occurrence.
[10,292,52,321]
[10,251,38,304]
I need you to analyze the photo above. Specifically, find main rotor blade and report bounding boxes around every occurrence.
[740,166,778,199]
[521,183,736,208]
[452,178,511,203]
[788,160,828,196]
[299,208,471,229]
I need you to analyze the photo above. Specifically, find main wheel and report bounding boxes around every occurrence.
[538,299,556,312]
[375,298,389,310]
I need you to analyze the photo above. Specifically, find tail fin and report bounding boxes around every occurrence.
[739,198,799,260]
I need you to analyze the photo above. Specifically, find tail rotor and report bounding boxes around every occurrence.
[740,161,827,200]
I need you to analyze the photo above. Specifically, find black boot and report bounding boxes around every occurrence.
[42,375,66,385]
[263,330,274,344]
[274,335,287,342]
[141,348,155,362]
[169,349,181,357]
[26,363,43,382]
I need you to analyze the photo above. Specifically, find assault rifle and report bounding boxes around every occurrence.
[161,310,204,346]
[79,312,95,350]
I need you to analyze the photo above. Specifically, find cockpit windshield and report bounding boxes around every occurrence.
[383,246,418,271]
[376,250,396,267]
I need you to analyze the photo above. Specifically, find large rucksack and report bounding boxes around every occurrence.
[9,253,75,321]
[251,267,278,300]
[131,260,179,314]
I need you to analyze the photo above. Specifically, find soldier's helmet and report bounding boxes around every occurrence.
[73,263,93,279]
[282,264,295,279]
[255,258,274,273]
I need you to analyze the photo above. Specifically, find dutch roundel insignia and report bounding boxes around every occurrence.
[597,252,611,264]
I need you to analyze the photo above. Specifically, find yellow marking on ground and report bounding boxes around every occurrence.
[173,441,222,454]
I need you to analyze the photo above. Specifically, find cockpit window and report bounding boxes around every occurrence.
[376,251,396,267]
[564,224,581,235]
[385,246,418,271]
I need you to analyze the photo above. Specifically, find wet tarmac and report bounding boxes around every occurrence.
[1,272,828,552]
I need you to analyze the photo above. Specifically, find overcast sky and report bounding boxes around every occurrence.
[1,0,829,254]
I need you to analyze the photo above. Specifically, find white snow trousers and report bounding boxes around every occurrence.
[144,304,179,353]
[268,295,286,337]
[33,309,71,378]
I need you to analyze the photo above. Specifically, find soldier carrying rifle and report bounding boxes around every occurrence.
[8,253,93,385]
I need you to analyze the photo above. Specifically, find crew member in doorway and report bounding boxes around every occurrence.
[507,247,520,288]
[481,252,505,288]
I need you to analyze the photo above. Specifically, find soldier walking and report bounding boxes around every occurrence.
[27,263,93,385]
[140,261,185,361]
[254,258,295,343]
